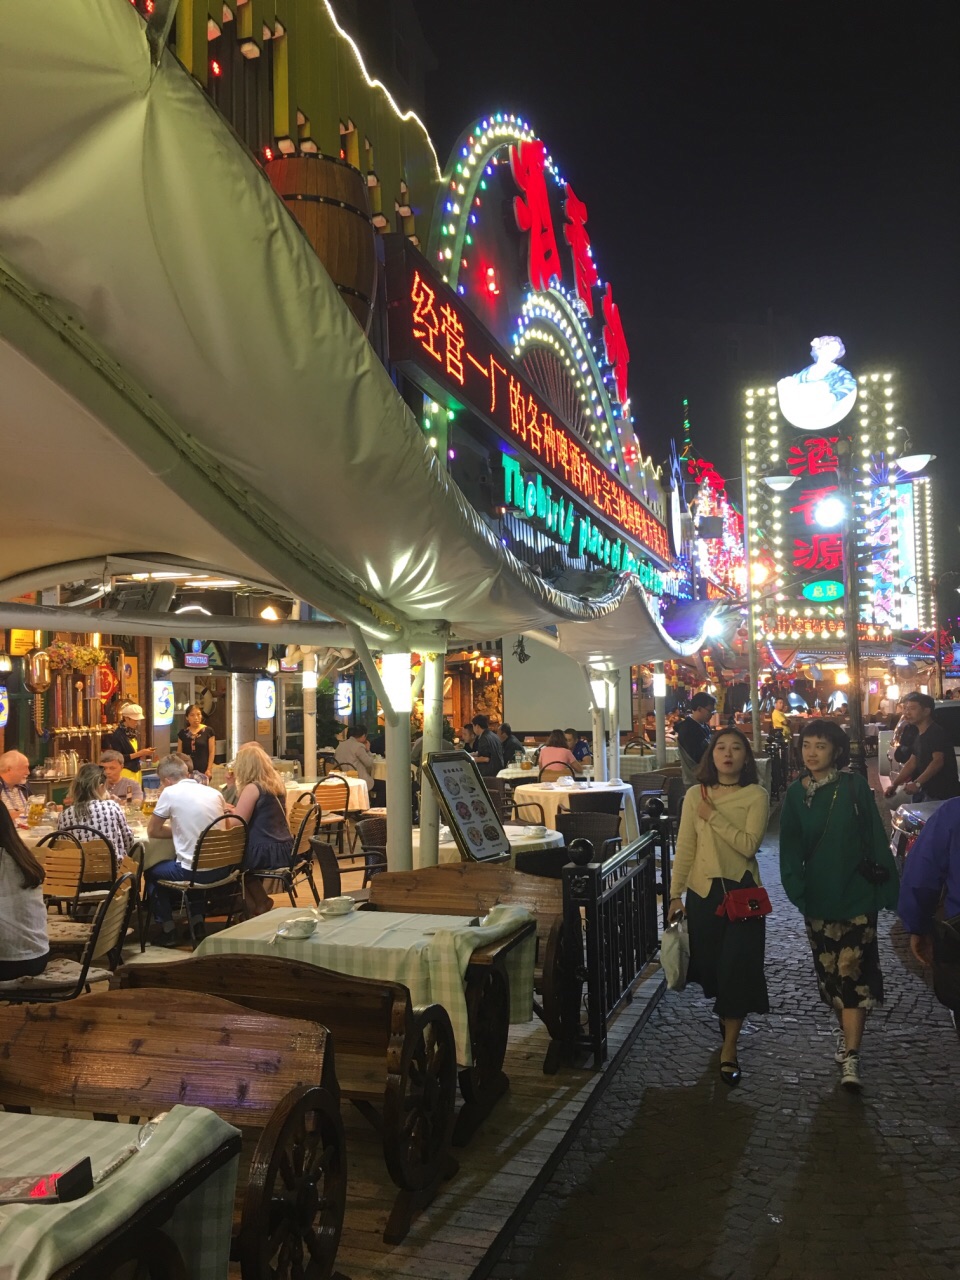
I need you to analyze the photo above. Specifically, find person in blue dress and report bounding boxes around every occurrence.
[230,743,293,916]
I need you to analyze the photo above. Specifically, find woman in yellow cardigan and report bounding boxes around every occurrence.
[669,728,770,1086]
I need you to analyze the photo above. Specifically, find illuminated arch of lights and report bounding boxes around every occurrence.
[430,113,663,508]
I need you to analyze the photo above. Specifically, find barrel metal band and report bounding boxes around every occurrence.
[336,282,374,309]
[281,192,373,223]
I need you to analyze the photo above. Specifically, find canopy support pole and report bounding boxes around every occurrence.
[583,667,608,782]
[606,671,620,782]
[347,627,413,873]
[654,661,667,769]
[418,649,446,868]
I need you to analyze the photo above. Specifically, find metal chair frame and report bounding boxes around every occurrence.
[246,800,322,907]
[151,815,249,947]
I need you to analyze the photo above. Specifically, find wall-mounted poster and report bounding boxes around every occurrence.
[421,752,510,863]
[121,655,139,702]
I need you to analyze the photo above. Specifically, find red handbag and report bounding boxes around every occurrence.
[715,882,772,922]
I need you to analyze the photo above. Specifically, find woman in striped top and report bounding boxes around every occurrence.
[58,763,136,863]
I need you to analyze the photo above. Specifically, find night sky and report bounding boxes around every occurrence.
[412,0,960,560]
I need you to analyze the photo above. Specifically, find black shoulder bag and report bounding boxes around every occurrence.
[845,774,891,886]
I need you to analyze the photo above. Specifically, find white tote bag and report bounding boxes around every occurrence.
[661,919,690,991]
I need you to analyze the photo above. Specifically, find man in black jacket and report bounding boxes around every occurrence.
[497,723,526,766]
[676,692,716,783]
[472,714,504,776]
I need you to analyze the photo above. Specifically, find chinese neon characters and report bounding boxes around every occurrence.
[510,139,561,292]
[601,283,630,405]
[562,184,598,316]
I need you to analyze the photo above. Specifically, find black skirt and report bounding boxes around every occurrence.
[686,875,769,1018]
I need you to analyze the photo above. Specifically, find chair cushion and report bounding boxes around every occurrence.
[0,958,112,991]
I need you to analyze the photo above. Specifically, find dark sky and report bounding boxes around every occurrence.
[412,0,960,555]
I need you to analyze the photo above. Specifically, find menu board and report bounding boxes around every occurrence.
[421,752,510,863]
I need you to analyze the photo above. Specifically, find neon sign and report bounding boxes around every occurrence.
[387,241,670,565]
[510,139,561,291]
[500,455,663,587]
[801,581,844,602]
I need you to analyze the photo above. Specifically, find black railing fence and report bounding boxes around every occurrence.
[562,830,660,1067]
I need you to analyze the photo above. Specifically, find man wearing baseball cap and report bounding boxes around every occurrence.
[102,703,155,782]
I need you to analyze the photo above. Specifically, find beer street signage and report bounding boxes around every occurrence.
[385,238,671,568]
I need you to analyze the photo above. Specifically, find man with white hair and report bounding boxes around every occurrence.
[0,751,31,817]
[146,754,228,945]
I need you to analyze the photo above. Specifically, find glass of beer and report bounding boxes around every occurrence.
[27,795,45,828]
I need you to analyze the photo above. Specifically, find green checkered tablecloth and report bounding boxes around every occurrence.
[197,904,536,1064]
[0,1106,239,1279]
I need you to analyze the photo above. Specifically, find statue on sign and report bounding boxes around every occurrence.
[777,335,858,431]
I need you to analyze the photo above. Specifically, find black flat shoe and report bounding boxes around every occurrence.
[720,1060,741,1087]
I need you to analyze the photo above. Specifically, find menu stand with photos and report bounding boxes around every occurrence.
[422,752,511,863]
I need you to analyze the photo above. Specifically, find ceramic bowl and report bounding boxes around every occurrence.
[320,896,356,916]
[275,916,318,940]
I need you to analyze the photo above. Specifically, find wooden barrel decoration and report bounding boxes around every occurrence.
[265,153,377,334]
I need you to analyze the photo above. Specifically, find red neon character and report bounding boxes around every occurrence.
[793,534,844,572]
[569,446,584,494]
[410,271,441,363]
[508,377,526,442]
[527,405,544,454]
[601,282,630,404]
[786,436,839,477]
[555,432,570,479]
[788,484,840,526]
[542,414,557,468]
[439,304,465,386]
[510,139,561,291]
[562,184,598,316]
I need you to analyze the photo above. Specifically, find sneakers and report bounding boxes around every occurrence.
[840,1050,862,1091]
[833,1027,847,1064]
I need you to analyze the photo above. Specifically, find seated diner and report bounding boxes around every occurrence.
[564,728,592,765]
[540,729,583,775]
[58,761,136,861]
[229,743,293,917]
[100,748,143,802]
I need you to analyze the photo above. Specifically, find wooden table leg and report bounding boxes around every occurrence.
[453,964,510,1146]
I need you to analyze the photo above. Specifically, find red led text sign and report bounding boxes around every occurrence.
[385,242,669,566]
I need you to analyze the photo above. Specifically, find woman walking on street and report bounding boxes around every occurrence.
[669,728,770,1087]
[779,719,899,1091]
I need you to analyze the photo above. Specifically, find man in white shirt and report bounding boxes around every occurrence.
[334,724,377,788]
[146,755,229,944]
[100,750,143,803]
[0,751,31,818]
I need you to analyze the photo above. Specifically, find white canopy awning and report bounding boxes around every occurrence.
[0,0,708,665]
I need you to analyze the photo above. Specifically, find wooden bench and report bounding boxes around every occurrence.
[367,863,580,1091]
[115,954,458,1244]
[0,988,346,1279]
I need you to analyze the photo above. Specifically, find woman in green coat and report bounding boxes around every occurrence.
[780,719,899,1091]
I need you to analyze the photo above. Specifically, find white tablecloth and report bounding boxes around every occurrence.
[410,823,565,868]
[622,747,679,772]
[0,1107,238,1280]
[511,781,640,842]
[286,776,370,815]
[197,905,535,1065]
[497,765,595,781]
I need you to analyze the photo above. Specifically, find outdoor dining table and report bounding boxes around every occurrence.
[623,747,679,772]
[0,1106,240,1280]
[511,780,641,842]
[410,822,565,868]
[285,774,370,816]
[497,764,595,781]
[196,904,536,1069]
[21,822,173,872]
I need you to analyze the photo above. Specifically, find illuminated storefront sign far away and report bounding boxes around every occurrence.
[153,679,174,727]
[801,580,844,602]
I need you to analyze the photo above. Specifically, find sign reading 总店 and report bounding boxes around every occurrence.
[385,238,670,568]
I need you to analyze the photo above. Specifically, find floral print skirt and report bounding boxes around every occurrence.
[804,914,883,1011]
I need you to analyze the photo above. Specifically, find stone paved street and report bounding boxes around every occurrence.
[489,815,960,1280]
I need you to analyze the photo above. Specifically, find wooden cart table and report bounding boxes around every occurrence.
[0,1106,240,1280]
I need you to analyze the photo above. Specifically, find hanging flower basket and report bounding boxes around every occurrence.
[46,640,107,672]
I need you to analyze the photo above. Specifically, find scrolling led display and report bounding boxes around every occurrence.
[386,241,670,566]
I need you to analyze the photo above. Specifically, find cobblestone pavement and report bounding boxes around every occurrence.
[489,816,960,1280]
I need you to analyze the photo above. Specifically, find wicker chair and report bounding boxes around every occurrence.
[151,815,248,947]
[554,811,622,853]
[483,776,545,826]
[0,873,136,1002]
[311,775,352,854]
[353,816,389,886]
[246,800,322,907]
[539,762,577,782]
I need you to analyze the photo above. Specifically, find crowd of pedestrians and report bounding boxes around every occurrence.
[667,715,954,1092]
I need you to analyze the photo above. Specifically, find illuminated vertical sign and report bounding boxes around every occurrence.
[153,680,174,727]
[255,679,276,720]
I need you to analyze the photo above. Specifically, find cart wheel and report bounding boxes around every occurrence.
[240,1085,346,1280]
[383,1002,458,1193]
